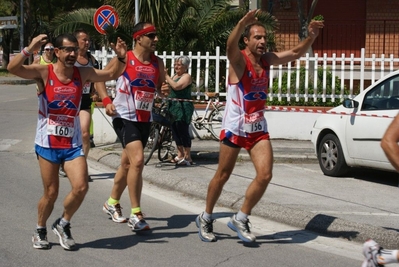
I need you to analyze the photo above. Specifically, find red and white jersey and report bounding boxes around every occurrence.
[112,51,160,122]
[35,64,83,149]
[222,50,269,137]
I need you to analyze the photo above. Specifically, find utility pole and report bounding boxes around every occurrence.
[135,0,139,24]
[19,0,24,51]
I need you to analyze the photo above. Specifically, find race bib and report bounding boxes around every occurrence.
[243,111,266,133]
[47,114,75,137]
[134,90,155,111]
[82,82,91,94]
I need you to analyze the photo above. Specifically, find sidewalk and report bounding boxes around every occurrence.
[89,138,399,249]
[0,75,35,85]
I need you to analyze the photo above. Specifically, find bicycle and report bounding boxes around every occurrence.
[192,92,225,141]
[144,101,175,165]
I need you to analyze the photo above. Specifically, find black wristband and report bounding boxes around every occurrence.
[118,57,126,63]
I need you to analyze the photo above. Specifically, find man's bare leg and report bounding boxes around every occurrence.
[79,109,91,158]
[205,143,240,214]
[226,139,273,242]
[110,149,129,200]
[124,141,145,209]
[37,157,61,227]
[62,156,89,220]
[241,139,273,214]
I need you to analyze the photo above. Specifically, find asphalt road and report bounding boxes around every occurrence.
[1,82,399,267]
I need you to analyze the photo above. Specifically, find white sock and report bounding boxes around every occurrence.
[60,218,70,227]
[236,210,248,222]
[379,249,399,264]
[202,211,212,221]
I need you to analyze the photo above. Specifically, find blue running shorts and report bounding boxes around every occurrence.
[35,144,84,164]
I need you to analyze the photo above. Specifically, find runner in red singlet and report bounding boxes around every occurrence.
[7,33,126,250]
[196,9,324,243]
[101,22,169,231]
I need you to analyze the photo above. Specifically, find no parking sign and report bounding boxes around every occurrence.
[93,5,119,35]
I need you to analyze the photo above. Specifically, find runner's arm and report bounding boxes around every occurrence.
[262,20,323,66]
[84,37,127,83]
[7,34,48,80]
[227,10,259,84]
[157,59,169,98]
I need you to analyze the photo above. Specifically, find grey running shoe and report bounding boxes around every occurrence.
[103,201,127,223]
[362,239,384,267]
[32,228,50,249]
[51,218,76,250]
[59,167,67,177]
[227,215,256,242]
[127,212,150,231]
[195,212,216,242]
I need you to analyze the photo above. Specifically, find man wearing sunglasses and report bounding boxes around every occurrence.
[73,29,105,183]
[7,33,127,251]
[102,22,169,232]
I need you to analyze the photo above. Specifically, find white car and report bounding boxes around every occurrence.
[311,70,399,176]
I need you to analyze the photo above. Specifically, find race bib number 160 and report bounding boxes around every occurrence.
[47,114,75,137]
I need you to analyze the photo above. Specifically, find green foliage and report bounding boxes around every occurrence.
[0,69,11,76]
[269,67,350,107]
[312,14,324,21]
[51,9,100,42]
[0,0,14,17]
[42,0,281,58]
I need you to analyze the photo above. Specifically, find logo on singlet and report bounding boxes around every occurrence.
[130,79,156,88]
[135,66,155,73]
[243,91,267,101]
[54,87,77,94]
[48,100,78,110]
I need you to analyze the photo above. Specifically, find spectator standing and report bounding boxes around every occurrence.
[164,56,195,165]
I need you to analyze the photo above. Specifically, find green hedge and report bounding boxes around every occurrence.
[269,67,350,107]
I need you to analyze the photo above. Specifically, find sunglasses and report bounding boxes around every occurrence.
[143,33,157,40]
[58,46,79,53]
[44,48,54,51]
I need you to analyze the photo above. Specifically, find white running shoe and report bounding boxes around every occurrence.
[362,239,384,267]
[102,201,127,223]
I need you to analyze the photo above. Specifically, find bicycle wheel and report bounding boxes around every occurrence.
[144,123,160,165]
[208,105,225,141]
[158,126,174,162]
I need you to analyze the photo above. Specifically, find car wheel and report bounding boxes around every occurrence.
[317,133,349,177]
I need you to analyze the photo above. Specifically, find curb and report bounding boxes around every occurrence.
[0,79,36,85]
[89,147,399,249]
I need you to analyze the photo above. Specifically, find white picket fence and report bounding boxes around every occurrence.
[93,47,399,103]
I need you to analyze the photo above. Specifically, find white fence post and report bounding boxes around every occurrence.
[331,53,336,102]
[215,46,220,94]
[360,48,365,92]
[349,53,354,98]
[322,53,327,103]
